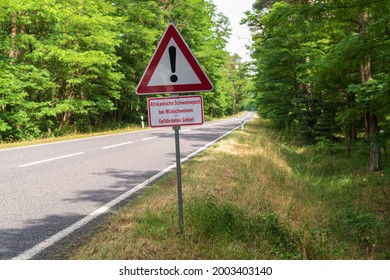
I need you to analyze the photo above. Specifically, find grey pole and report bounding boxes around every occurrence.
[173,125,184,232]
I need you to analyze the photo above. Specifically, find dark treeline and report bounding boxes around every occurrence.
[244,0,390,170]
[0,0,251,141]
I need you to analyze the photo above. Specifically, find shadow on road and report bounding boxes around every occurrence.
[0,214,83,260]
[1,168,165,260]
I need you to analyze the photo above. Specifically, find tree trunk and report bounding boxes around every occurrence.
[233,95,237,115]
[347,91,357,154]
[358,9,382,171]
[360,58,381,171]
[365,112,381,171]
[9,12,17,62]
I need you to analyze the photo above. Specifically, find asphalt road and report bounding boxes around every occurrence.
[0,112,254,259]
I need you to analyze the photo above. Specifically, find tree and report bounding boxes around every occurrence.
[164,0,233,117]
[0,0,248,141]
[0,0,124,139]
[244,0,389,170]
[319,0,389,170]
[112,0,165,124]
[221,54,253,115]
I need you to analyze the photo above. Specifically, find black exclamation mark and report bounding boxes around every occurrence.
[169,46,178,83]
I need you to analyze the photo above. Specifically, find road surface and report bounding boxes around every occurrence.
[0,112,254,259]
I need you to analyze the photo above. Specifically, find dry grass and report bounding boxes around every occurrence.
[58,118,390,260]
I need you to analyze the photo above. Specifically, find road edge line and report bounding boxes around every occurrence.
[12,119,251,260]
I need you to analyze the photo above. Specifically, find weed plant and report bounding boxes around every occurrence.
[63,118,390,260]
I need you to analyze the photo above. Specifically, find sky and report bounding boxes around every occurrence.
[212,0,255,62]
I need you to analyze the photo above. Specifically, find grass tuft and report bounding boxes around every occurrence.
[58,117,390,260]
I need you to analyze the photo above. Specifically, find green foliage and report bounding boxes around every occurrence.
[132,208,174,239]
[186,195,302,259]
[277,120,390,258]
[0,0,251,141]
[187,195,245,239]
[338,208,385,246]
[244,0,390,168]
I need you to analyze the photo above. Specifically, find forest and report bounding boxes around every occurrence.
[2,0,389,171]
[244,0,390,171]
[0,0,250,142]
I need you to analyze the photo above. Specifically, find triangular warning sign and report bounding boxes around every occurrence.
[136,23,214,95]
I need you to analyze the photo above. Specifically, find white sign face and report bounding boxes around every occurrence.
[148,95,204,128]
[147,39,202,87]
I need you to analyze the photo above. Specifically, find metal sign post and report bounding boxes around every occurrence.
[173,125,184,232]
[136,23,213,233]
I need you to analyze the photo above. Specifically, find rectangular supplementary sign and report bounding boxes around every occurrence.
[148,95,204,128]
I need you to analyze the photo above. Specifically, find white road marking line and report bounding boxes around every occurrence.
[142,136,158,141]
[18,152,85,167]
[0,127,165,153]
[12,163,178,261]
[182,129,191,132]
[101,141,133,149]
[12,121,247,260]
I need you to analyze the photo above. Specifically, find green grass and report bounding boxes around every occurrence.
[0,124,147,150]
[58,118,390,260]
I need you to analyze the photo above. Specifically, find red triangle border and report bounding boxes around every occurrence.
[136,23,214,95]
